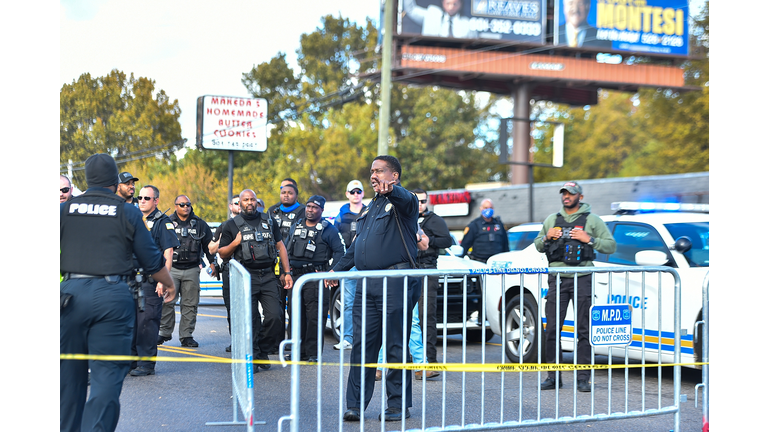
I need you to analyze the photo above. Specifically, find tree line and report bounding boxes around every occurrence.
[60,3,709,223]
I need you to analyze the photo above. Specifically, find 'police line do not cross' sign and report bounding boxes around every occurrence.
[590,304,632,347]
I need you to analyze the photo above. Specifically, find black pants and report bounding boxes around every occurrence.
[417,272,439,364]
[297,278,330,359]
[60,277,135,432]
[346,275,421,411]
[131,280,162,370]
[250,270,282,358]
[544,274,593,381]
[221,264,231,334]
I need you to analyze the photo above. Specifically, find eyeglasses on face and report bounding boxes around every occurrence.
[60,187,71,193]
[138,196,155,201]
[419,199,428,204]
[349,189,363,195]
[175,202,191,207]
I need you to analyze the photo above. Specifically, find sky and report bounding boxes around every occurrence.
[60,0,382,153]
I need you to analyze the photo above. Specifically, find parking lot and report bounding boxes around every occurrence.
[114,298,706,432]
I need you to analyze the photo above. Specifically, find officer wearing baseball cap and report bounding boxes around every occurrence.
[117,171,139,205]
[534,180,615,393]
[285,194,345,361]
[60,154,176,432]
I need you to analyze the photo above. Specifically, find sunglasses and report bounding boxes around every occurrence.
[60,187,71,193]
[419,199,428,204]
[232,201,240,205]
[175,202,191,207]
[138,196,155,201]
[349,189,363,195]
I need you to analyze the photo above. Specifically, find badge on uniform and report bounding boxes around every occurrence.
[418,217,424,224]
[166,223,174,230]
[385,203,392,212]
[147,220,154,229]
[262,223,269,230]
[289,213,296,219]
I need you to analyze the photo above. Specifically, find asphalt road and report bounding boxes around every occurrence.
[114,298,706,432]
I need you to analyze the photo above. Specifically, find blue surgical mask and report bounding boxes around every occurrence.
[481,208,494,219]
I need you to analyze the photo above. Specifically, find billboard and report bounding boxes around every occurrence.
[556,0,689,55]
[399,0,546,44]
[196,95,268,152]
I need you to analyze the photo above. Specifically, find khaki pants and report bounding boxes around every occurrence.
[159,266,201,339]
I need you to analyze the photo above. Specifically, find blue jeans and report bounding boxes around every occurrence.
[342,267,357,344]
[378,304,424,368]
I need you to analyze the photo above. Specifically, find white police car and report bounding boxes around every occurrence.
[484,202,709,368]
[507,223,543,251]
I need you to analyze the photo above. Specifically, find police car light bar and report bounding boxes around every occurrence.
[611,202,709,214]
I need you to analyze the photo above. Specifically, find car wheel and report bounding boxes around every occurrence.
[330,287,342,342]
[504,294,542,363]
[466,328,494,343]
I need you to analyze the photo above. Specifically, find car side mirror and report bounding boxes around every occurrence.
[635,250,669,266]
[448,245,464,257]
[673,236,692,254]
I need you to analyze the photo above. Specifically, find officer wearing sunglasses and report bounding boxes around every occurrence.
[60,174,74,203]
[159,196,216,349]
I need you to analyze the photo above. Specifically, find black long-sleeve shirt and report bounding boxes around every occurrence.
[333,184,419,271]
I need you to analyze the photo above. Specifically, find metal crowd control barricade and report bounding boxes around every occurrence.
[277,265,684,432]
[695,271,709,431]
[205,260,265,430]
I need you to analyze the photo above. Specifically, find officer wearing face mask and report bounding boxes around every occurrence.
[460,198,509,263]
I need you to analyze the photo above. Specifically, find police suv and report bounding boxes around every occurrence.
[484,202,709,368]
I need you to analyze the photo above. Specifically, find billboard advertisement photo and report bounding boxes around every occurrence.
[399,0,546,44]
[556,0,689,55]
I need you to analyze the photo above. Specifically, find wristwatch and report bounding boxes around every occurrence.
[588,237,595,246]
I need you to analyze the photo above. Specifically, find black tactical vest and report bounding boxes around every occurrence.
[60,191,134,276]
[170,214,203,267]
[545,213,596,265]
[471,216,506,259]
[286,218,331,264]
[336,206,364,248]
[271,205,304,240]
[233,213,277,268]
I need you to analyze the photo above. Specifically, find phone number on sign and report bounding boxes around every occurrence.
[469,18,541,36]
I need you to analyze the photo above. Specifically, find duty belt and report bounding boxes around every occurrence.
[386,262,412,270]
[292,263,326,277]
[62,273,131,283]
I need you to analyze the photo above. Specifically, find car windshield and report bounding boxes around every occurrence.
[664,222,709,267]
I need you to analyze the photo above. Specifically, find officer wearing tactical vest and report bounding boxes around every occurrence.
[534,181,616,393]
[285,195,345,361]
[460,198,509,263]
[332,179,366,351]
[268,178,306,347]
[130,185,180,377]
[60,153,175,432]
[218,189,294,370]
[158,195,216,348]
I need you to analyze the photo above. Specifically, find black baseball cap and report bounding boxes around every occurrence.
[118,172,139,184]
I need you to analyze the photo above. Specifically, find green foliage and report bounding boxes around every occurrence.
[60,69,183,187]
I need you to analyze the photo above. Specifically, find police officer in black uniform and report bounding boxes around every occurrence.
[159,195,215,348]
[60,153,175,432]
[460,198,509,263]
[268,179,306,349]
[130,185,180,376]
[218,189,294,370]
[331,155,421,422]
[412,188,452,372]
[285,195,345,361]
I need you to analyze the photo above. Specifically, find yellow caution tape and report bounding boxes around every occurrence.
[59,353,706,371]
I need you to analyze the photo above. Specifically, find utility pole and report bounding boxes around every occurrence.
[377,0,394,156]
